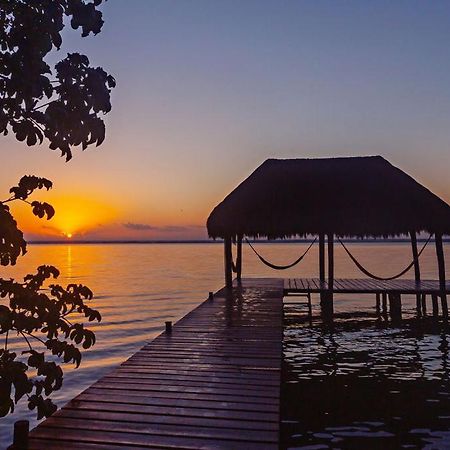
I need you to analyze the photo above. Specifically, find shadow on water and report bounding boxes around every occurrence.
[281,305,450,449]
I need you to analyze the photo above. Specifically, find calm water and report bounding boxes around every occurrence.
[0,242,449,447]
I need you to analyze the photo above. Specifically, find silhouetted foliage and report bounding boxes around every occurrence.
[1,176,53,266]
[0,0,116,161]
[0,0,114,420]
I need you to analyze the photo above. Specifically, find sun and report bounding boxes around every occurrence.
[13,193,118,240]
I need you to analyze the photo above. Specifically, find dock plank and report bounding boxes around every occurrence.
[30,427,275,450]
[28,278,283,450]
[36,416,278,443]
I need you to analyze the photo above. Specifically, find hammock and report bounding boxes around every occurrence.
[245,238,317,270]
[338,234,433,281]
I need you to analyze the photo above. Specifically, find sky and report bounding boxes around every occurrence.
[1,0,450,241]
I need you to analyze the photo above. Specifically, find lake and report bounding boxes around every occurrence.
[1,242,449,447]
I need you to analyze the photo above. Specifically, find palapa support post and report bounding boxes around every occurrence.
[327,233,334,293]
[327,233,334,280]
[224,236,233,289]
[321,233,334,317]
[209,291,214,301]
[410,231,422,316]
[435,233,448,318]
[165,321,172,334]
[236,234,243,282]
[318,233,326,305]
[8,420,29,450]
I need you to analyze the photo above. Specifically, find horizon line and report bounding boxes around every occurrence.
[27,238,450,245]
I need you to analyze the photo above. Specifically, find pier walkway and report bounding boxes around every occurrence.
[27,279,284,450]
[284,277,450,317]
[285,278,450,295]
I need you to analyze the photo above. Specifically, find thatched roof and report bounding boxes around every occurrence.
[207,156,450,239]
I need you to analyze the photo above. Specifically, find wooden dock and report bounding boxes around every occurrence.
[284,278,450,295]
[27,279,284,450]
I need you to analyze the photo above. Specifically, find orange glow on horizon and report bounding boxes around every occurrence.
[11,193,118,239]
[6,183,208,240]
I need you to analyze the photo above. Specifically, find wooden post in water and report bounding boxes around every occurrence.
[382,292,388,315]
[319,233,326,305]
[224,236,233,289]
[410,231,422,316]
[375,293,381,313]
[432,294,439,316]
[388,293,402,321]
[8,420,29,450]
[236,234,243,282]
[421,293,427,315]
[435,233,448,318]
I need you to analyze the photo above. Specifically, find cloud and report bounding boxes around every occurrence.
[122,223,202,232]
[123,222,157,231]
[159,225,188,232]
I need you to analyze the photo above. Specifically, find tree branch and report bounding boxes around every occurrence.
[21,331,46,346]
[20,331,33,351]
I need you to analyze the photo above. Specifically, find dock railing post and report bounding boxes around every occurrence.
[8,420,29,450]
[435,233,448,318]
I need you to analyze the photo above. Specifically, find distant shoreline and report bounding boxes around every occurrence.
[28,238,450,245]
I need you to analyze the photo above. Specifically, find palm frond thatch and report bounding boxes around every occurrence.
[207,156,450,239]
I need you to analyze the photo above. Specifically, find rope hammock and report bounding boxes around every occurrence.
[245,237,317,270]
[338,234,433,281]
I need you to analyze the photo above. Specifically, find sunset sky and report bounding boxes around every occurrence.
[1,0,450,241]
